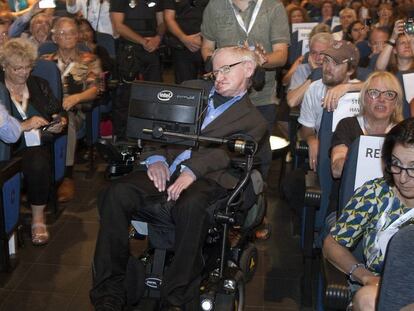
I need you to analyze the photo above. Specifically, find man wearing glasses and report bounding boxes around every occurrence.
[90,46,270,311]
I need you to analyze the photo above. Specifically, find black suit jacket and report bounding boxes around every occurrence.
[144,87,270,189]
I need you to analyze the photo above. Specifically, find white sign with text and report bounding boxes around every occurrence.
[355,135,385,190]
[332,92,361,131]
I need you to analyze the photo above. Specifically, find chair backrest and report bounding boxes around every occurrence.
[38,41,91,56]
[377,225,414,311]
[96,32,116,58]
[0,84,13,161]
[339,135,384,212]
[53,134,67,182]
[315,92,360,229]
[32,59,63,101]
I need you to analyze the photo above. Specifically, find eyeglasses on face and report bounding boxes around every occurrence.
[7,64,34,73]
[55,30,78,39]
[366,88,397,101]
[212,61,244,78]
[387,163,414,178]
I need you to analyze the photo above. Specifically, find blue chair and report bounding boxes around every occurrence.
[0,84,21,271]
[96,32,116,58]
[38,41,91,56]
[377,225,414,311]
[318,135,385,310]
[32,59,63,101]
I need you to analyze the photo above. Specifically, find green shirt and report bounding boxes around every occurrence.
[201,0,290,107]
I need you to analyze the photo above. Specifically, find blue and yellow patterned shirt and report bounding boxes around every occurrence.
[331,177,414,275]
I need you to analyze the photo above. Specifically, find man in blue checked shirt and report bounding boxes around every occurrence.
[90,46,270,311]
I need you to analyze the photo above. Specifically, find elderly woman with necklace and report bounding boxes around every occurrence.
[0,38,67,245]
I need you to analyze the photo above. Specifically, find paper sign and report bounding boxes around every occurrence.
[402,72,414,103]
[302,39,310,55]
[354,135,385,190]
[332,92,361,131]
[291,22,318,35]
[331,16,340,31]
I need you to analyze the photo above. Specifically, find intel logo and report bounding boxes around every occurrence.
[157,90,173,101]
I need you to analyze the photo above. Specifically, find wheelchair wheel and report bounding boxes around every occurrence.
[214,281,244,311]
[238,242,258,283]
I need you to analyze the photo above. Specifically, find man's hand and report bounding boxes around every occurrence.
[254,43,268,66]
[147,161,170,192]
[362,275,381,287]
[167,171,195,201]
[63,94,80,111]
[322,83,350,112]
[308,53,319,70]
[182,33,202,52]
[143,35,161,53]
[307,135,319,172]
[20,116,49,131]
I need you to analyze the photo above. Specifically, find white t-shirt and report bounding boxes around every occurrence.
[298,79,327,133]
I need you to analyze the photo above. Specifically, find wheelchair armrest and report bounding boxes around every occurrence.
[321,255,351,310]
[304,171,321,207]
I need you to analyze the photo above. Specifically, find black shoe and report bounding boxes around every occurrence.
[94,297,124,311]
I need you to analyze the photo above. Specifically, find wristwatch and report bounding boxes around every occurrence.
[386,39,396,47]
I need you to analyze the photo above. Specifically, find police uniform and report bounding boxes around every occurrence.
[164,0,208,84]
[110,0,163,82]
[110,0,163,139]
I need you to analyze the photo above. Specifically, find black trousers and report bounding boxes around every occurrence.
[18,145,52,205]
[90,170,227,308]
[172,48,203,84]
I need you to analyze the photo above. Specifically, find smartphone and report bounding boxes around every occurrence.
[364,18,372,27]
[405,18,414,35]
[41,119,60,131]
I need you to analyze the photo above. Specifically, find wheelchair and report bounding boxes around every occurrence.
[97,136,266,311]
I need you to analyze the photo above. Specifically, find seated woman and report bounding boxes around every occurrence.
[42,16,102,202]
[331,71,404,180]
[0,38,67,245]
[323,117,414,311]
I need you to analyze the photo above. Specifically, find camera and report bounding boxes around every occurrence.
[405,18,414,35]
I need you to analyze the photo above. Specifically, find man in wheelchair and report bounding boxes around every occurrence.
[90,46,270,311]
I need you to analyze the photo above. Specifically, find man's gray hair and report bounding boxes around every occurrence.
[310,32,334,48]
[211,46,260,68]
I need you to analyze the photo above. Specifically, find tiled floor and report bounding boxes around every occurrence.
[0,153,307,311]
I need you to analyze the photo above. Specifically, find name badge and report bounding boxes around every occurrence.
[24,129,41,147]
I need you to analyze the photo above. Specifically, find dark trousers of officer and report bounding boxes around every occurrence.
[90,170,227,309]
[113,44,162,139]
[172,48,203,84]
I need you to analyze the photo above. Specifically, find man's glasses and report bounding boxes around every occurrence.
[54,30,77,39]
[366,89,398,101]
[387,163,414,178]
[212,61,244,79]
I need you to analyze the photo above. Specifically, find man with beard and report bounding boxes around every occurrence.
[298,40,361,171]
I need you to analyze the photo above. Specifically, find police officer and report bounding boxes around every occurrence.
[110,0,165,139]
[164,0,208,84]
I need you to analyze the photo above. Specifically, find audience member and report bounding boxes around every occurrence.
[365,26,389,68]
[323,117,414,311]
[285,32,334,107]
[42,17,102,203]
[65,0,113,37]
[319,0,334,25]
[163,0,208,84]
[25,12,53,46]
[298,40,361,171]
[288,5,309,24]
[0,38,67,246]
[344,20,368,44]
[332,8,357,40]
[376,20,414,73]
[373,3,394,30]
[90,46,270,311]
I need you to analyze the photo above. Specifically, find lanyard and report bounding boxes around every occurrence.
[367,195,414,267]
[229,0,263,36]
